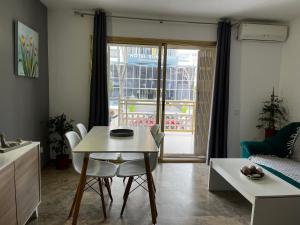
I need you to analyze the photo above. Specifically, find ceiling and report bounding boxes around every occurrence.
[41,0,300,21]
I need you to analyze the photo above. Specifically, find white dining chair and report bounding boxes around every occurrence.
[150,124,160,137]
[116,132,164,215]
[76,123,88,138]
[120,124,161,161]
[154,131,164,147]
[65,131,117,219]
[76,123,119,161]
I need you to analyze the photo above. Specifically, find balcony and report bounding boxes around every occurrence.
[110,98,195,156]
[110,99,195,132]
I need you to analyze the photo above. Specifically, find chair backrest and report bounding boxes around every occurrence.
[154,132,165,148]
[76,123,88,139]
[150,124,160,138]
[150,132,165,171]
[65,131,84,174]
[149,152,159,172]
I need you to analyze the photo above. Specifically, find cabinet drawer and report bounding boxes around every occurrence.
[15,146,40,225]
[0,163,17,225]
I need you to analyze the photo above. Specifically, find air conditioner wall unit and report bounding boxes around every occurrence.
[238,23,288,42]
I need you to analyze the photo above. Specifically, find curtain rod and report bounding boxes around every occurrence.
[74,11,218,25]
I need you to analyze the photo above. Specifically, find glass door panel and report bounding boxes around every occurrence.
[107,44,161,129]
[162,47,199,156]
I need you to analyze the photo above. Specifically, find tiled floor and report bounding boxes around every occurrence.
[28,163,251,225]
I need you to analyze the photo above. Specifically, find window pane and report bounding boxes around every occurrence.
[107,44,159,127]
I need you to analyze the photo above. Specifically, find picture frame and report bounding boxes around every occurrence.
[14,21,39,78]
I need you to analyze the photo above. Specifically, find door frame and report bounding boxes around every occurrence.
[107,37,216,161]
[107,36,216,48]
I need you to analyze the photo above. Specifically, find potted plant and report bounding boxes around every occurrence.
[48,114,73,170]
[257,88,288,138]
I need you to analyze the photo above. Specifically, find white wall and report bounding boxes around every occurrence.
[48,10,93,125]
[227,27,242,157]
[228,26,283,157]
[239,41,282,141]
[279,17,300,122]
[107,16,216,41]
[48,9,284,158]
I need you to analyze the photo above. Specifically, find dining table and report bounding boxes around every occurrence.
[70,126,158,225]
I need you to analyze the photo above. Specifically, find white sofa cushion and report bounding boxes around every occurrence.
[249,155,300,184]
[287,127,300,161]
[292,130,300,162]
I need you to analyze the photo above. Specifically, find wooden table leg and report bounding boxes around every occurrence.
[72,155,89,225]
[144,153,157,224]
[68,184,79,218]
[150,176,158,217]
[150,173,156,192]
[121,176,133,216]
[104,178,113,201]
[98,178,107,219]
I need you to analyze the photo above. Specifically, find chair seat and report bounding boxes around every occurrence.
[83,159,118,178]
[90,153,119,161]
[121,153,144,161]
[116,159,147,177]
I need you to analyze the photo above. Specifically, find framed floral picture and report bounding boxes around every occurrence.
[15,21,39,78]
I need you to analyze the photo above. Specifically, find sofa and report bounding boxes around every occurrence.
[241,122,300,189]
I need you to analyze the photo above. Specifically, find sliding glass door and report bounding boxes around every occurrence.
[161,47,199,157]
[107,40,216,160]
[107,43,161,128]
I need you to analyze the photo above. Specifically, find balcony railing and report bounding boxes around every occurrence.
[110,99,195,132]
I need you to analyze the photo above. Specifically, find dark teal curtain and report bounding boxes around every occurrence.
[207,20,231,162]
[88,10,108,129]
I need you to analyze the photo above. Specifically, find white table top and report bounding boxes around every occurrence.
[210,158,300,203]
[73,126,158,153]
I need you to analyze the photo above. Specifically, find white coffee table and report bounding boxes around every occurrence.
[209,158,300,225]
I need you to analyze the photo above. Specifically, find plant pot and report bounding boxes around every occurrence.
[265,128,277,138]
[55,154,69,170]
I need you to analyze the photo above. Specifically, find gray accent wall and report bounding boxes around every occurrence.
[0,0,49,165]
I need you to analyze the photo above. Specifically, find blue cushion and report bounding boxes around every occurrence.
[241,122,300,158]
